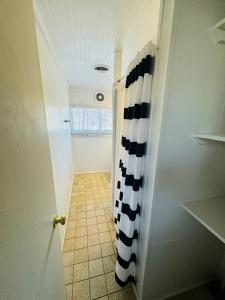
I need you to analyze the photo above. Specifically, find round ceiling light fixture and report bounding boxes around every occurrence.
[94,64,110,73]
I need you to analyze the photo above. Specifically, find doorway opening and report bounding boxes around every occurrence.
[33,0,161,299]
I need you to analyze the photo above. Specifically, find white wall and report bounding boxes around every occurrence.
[36,19,73,245]
[135,0,171,296]
[121,0,161,77]
[69,86,112,173]
[140,1,225,299]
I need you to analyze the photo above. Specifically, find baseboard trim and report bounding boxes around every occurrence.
[74,170,111,175]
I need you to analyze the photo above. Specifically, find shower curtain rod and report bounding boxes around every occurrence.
[115,46,160,85]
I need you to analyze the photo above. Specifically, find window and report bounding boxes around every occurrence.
[71,107,112,135]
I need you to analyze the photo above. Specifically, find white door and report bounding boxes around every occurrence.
[0,1,65,300]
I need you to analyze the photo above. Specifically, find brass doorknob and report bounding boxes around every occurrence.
[53,215,66,228]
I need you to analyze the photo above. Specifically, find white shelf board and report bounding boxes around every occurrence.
[183,197,225,244]
[193,133,225,143]
[211,17,225,44]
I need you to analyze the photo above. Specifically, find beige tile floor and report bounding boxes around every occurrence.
[64,172,136,300]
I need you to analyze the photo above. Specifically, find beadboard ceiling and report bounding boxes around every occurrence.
[35,0,160,88]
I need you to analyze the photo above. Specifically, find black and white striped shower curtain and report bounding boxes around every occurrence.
[114,41,155,286]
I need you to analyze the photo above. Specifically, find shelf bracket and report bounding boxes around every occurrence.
[211,17,225,44]
[193,136,215,145]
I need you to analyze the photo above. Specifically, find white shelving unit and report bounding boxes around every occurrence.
[188,16,225,248]
[193,133,225,144]
[183,197,225,244]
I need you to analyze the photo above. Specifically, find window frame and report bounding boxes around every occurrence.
[70,106,112,136]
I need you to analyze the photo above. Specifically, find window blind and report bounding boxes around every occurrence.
[71,107,112,135]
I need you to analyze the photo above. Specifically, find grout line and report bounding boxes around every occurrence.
[65,172,113,299]
[64,267,117,286]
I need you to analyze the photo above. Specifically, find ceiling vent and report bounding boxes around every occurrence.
[95,91,105,103]
[94,64,110,73]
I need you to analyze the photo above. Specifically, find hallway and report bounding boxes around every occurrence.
[63,172,136,300]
